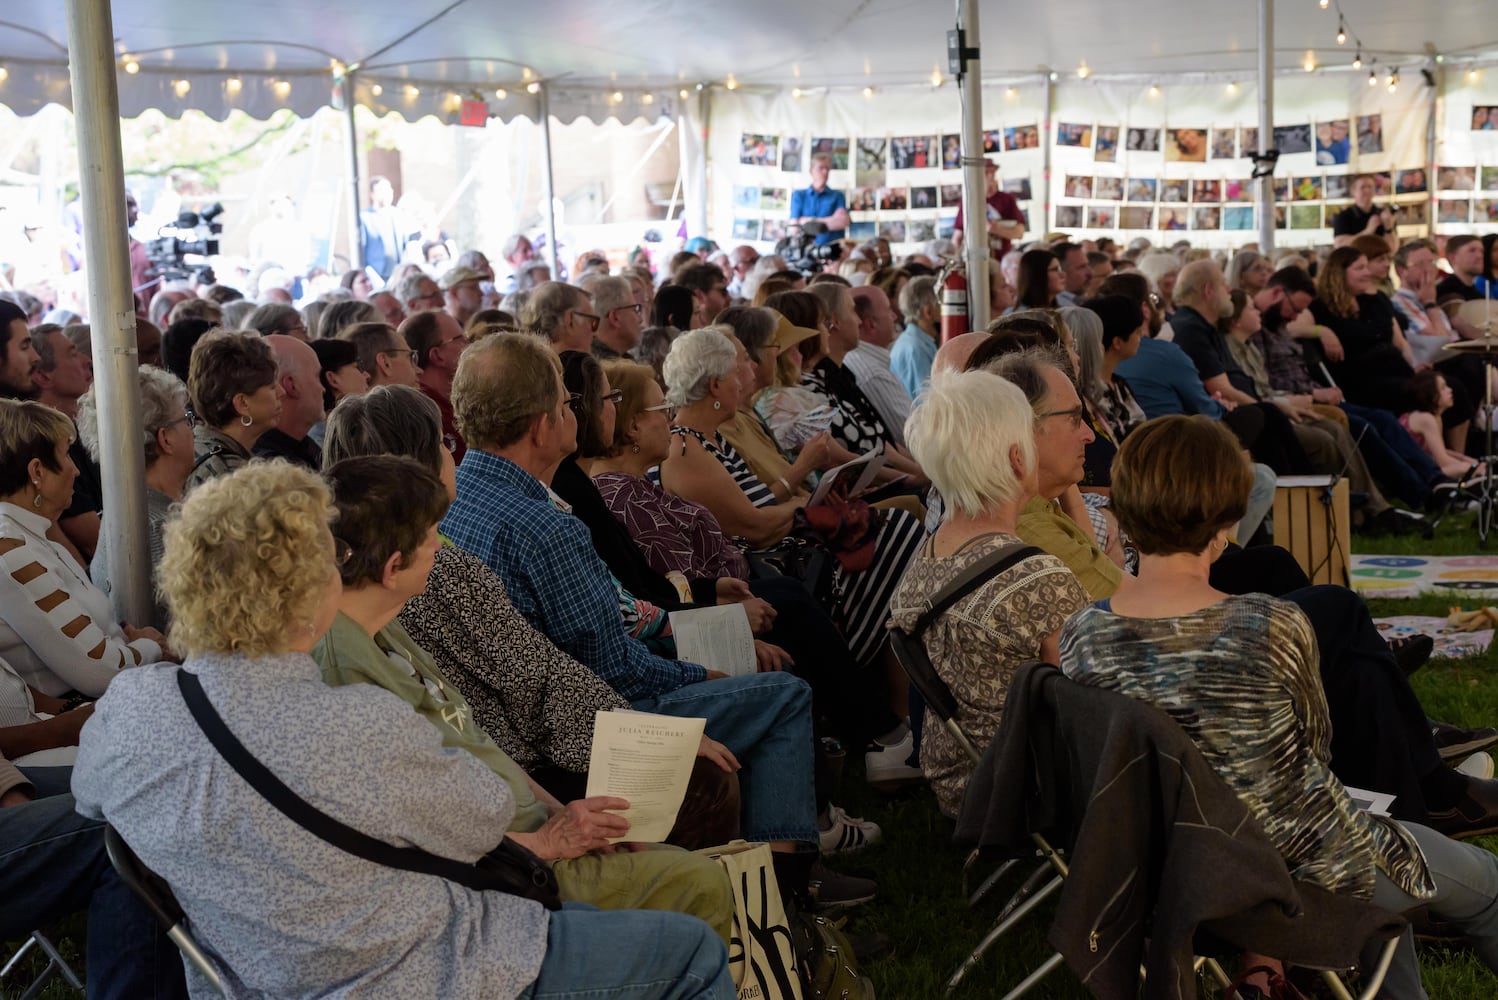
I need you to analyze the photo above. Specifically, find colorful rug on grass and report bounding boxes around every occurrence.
[1350,555,1498,599]
[1372,615,1495,660]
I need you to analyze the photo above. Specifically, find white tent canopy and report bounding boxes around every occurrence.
[3,0,1497,121]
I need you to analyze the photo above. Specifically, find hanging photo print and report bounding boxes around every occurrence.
[1127,177,1159,202]
[1095,126,1119,162]
[1315,120,1351,165]
[941,135,962,169]
[1094,176,1124,200]
[780,137,804,173]
[1473,107,1498,130]
[809,137,849,170]
[1356,115,1383,154]
[1438,167,1477,191]
[855,139,887,188]
[1273,124,1312,156]
[1004,125,1040,150]
[1065,175,1095,198]
[1057,123,1093,147]
[1166,129,1208,162]
[1119,206,1154,229]
[740,134,780,166]
[1126,128,1161,152]
[1211,129,1237,160]
[890,136,937,170]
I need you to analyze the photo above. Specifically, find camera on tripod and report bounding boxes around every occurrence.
[776,221,843,276]
[146,202,224,285]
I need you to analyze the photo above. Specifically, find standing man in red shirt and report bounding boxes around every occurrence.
[952,159,1027,259]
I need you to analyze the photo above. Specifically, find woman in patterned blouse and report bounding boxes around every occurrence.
[1060,414,1498,997]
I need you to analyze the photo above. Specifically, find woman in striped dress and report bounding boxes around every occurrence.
[658,328,925,674]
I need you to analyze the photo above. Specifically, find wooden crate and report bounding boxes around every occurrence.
[1271,476,1350,587]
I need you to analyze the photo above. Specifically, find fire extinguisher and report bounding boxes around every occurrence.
[939,259,968,345]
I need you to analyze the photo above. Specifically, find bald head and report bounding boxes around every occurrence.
[265,334,323,432]
[933,332,988,375]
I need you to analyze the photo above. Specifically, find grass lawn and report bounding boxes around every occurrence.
[5,515,1498,998]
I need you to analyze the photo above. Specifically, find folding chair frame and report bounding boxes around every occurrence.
[103,825,226,995]
[1,931,83,1000]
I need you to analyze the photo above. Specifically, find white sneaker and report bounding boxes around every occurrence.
[1458,752,1496,780]
[819,804,882,853]
[864,731,923,785]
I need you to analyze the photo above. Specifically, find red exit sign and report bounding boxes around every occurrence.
[460,99,489,127]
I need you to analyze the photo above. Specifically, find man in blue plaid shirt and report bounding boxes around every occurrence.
[441,332,832,860]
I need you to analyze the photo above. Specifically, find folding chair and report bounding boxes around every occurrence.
[103,825,226,995]
[962,662,1403,1000]
[1,930,83,1000]
[887,622,1069,995]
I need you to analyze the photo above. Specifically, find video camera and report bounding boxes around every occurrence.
[146,202,224,285]
[776,221,843,276]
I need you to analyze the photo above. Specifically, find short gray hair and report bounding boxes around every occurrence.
[318,299,382,341]
[220,300,257,331]
[522,281,589,342]
[77,364,187,467]
[322,384,444,475]
[451,331,562,449]
[662,327,739,406]
[395,271,438,311]
[905,369,1035,519]
[1136,252,1182,294]
[979,346,1070,417]
[900,275,938,320]
[576,274,633,315]
[30,324,64,371]
[246,302,302,337]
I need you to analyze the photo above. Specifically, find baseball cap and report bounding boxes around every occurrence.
[765,309,821,351]
[439,266,483,291]
[685,236,718,254]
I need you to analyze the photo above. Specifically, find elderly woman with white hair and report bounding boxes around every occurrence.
[1136,250,1183,333]
[660,327,926,676]
[80,366,196,631]
[888,369,1089,817]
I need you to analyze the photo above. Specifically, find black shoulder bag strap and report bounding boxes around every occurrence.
[909,541,1045,639]
[176,669,561,909]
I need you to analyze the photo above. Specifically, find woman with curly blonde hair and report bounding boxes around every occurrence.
[72,459,735,998]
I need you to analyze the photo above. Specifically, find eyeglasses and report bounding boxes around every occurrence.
[166,413,197,430]
[382,349,421,366]
[601,389,624,405]
[572,310,602,332]
[609,303,644,317]
[642,401,678,420]
[1039,406,1087,430]
[442,434,459,454]
[332,537,353,567]
[564,391,584,411]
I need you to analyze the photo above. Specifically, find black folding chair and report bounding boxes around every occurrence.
[103,825,225,995]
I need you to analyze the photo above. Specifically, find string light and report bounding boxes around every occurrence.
[1336,18,1346,44]
[123,58,139,74]
[521,67,533,81]
[0,67,9,83]
[494,87,507,99]
[791,87,803,99]
[609,91,623,104]
[862,85,874,98]
[641,92,654,105]
[1352,51,1362,69]
[1386,67,1399,92]
[371,83,383,96]
[724,75,737,91]
[1303,51,1316,72]
[1367,69,1378,87]
[226,76,242,94]
[1470,68,1481,83]
[930,67,943,87]
[1148,84,1160,96]
[272,79,291,98]
[526,80,541,94]
[172,79,190,96]
[404,84,420,98]
[1226,81,1239,94]
[1318,0,1329,8]
[1077,62,1090,79]
[679,88,689,99]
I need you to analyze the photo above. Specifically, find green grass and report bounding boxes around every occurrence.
[7,519,1498,999]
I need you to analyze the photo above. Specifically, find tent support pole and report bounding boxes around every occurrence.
[1425,52,1441,235]
[345,76,364,271]
[956,0,990,334]
[538,83,561,278]
[1042,71,1055,238]
[1255,0,1275,253]
[65,0,150,624]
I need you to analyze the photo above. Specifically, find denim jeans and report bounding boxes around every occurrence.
[634,671,819,843]
[1341,403,1443,506]
[518,903,734,999]
[1365,822,1498,1000]
[1,772,187,1000]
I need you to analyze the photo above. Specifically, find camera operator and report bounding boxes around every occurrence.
[952,158,1026,260]
[789,153,849,245]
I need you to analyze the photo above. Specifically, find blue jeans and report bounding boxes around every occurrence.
[1,770,187,1000]
[1365,822,1498,999]
[634,672,818,843]
[518,903,733,999]
[1342,403,1443,506]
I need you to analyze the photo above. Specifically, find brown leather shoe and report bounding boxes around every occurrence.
[1427,775,1498,840]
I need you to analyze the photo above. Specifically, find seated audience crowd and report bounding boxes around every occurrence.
[6,210,1498,999]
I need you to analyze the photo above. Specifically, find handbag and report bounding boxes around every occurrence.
[1224,965,1310,1000]
[790,911,874,1000]
[747,536,837,604]
[698,841,804,1000]
[175,668,562,910]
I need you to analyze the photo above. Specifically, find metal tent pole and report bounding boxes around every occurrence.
[1255,0,1276,253]
[344,73,364,271]
[1042,71,1055,236]
[65,0,150,623]
[955,0,991,334]
[538,83,561,278]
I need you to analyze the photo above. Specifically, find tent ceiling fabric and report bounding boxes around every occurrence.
[2,0,1496,121]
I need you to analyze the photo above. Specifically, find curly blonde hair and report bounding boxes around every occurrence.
[158,461,335,657]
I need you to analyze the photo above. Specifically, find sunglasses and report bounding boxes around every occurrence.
[572,310,602,332]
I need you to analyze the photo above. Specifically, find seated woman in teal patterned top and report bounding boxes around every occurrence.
[1059,414,1498,1000]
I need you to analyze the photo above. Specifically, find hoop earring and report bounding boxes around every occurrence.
[240,414,253,427]
[630,443,641,454]
[713,400,722,411]
[31,485,43,509]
